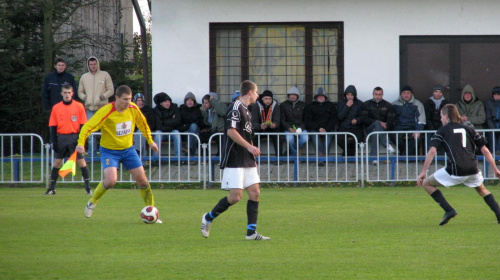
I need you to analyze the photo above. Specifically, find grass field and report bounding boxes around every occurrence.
[1,186,499,279]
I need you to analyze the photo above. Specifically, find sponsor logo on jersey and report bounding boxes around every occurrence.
[116,121,132,136]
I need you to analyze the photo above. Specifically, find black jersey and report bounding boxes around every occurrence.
[430,122,487,176]
[220,100,256,169]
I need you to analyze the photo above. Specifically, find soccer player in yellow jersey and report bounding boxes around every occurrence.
[76,85,161,223]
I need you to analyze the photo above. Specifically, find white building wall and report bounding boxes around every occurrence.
[152,0,500,104]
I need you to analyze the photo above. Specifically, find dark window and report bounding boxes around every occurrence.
[210,22,344,103]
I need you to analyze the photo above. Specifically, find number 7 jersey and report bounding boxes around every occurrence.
[430,122,487,176]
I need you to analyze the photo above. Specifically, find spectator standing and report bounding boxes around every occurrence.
[485,86,500,153]
[280,86,308,157]
[336,85,363,157]
[251,90,281,159]
[132,93,161,156]
[392,85,426,155]
[153,92,181,159]
[42,57,77,112]
[456,84,486,129]
[200,92,227,155]
[361,86,396,164]
[77,56,114,157]
[304,87,336,158]
[200,80,270,241]
[46,84,90,195]
[177,92,204,155]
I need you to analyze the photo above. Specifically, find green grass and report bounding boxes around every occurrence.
[1,186,499,279]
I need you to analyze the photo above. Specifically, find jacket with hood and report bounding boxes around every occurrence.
[177,92,204,132]
[424,96,450,130]
[153,92,181,132]
[280,86,307,131]
[392,94,426,130]
[133,93,161,132]
[304,87,337,132]
[485,87,500,129]
[201,92,227,133]
[251,97,281,132]
[456,84,486,129]
[77,57,114,111]
[361,98,394,130]
[336,85,363,130]
[42,69,77,111]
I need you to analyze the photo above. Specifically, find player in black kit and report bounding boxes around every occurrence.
[417,104,500,225]
[201,80,270,240]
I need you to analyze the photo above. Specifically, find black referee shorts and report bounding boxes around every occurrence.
[54,133,84,160]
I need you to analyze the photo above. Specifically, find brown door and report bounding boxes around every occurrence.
[400,36,500,104]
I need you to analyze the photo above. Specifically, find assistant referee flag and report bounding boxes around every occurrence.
[58,151,77,177]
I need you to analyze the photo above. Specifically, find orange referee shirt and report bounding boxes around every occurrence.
[49,100,87,134]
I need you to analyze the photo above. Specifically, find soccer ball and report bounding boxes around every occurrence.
[140,206,159,224]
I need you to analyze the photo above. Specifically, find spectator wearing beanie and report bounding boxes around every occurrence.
[251,90,282,159]
[153,92,181,158]
[391,85,426,155]
[424,85,450,131]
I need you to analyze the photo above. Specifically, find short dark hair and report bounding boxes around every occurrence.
[202,94,211,103]
[373,86,383,92]
[61,83,73,92]
[54,57,66,65]
[441,104,462,124]
[115,85,132,97]
[240,80,257,96]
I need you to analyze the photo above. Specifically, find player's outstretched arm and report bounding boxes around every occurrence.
[417,147,437,186]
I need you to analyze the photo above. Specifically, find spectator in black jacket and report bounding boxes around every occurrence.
[133,93,161,156]
[361,86,396,162]
[280,86,308,157]
[425,85,450,131]
[251,90,281,158]
[336,85,364,156]
[42,58,78,112]
[153,92,181,157]
[177,92,204,155]
[304,87,336,157]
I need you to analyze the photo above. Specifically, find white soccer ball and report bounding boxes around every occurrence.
[140,206,159,224]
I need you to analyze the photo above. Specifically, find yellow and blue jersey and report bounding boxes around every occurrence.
[78,102,153,150]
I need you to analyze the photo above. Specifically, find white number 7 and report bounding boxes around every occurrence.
[453,128,466,147]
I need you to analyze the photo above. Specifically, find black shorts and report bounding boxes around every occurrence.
[54,134,84,160]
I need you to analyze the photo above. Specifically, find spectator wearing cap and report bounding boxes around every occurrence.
[177,92,204,156]
[251,90,282,159]
[304,87,337,159]
[485,86,500,152]
[424,85,450,131]
[336,85,363,157]
[456,84,486,129]
[280,86,308,157]
[200,92,227,155]
[133,93,161,156]
[153,92,181,158]
[232,90,241,102]
[361,86,396,163]
[391,85,426,155]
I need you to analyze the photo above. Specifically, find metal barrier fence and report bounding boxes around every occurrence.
[2,130,500,187]
[206,132,359,185]
[0,134,45,183]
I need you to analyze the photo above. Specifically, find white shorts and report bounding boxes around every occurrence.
[428,168,484,188]
[221,167,260,190]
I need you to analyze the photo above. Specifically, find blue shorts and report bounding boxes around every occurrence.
[100,146,143,170]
